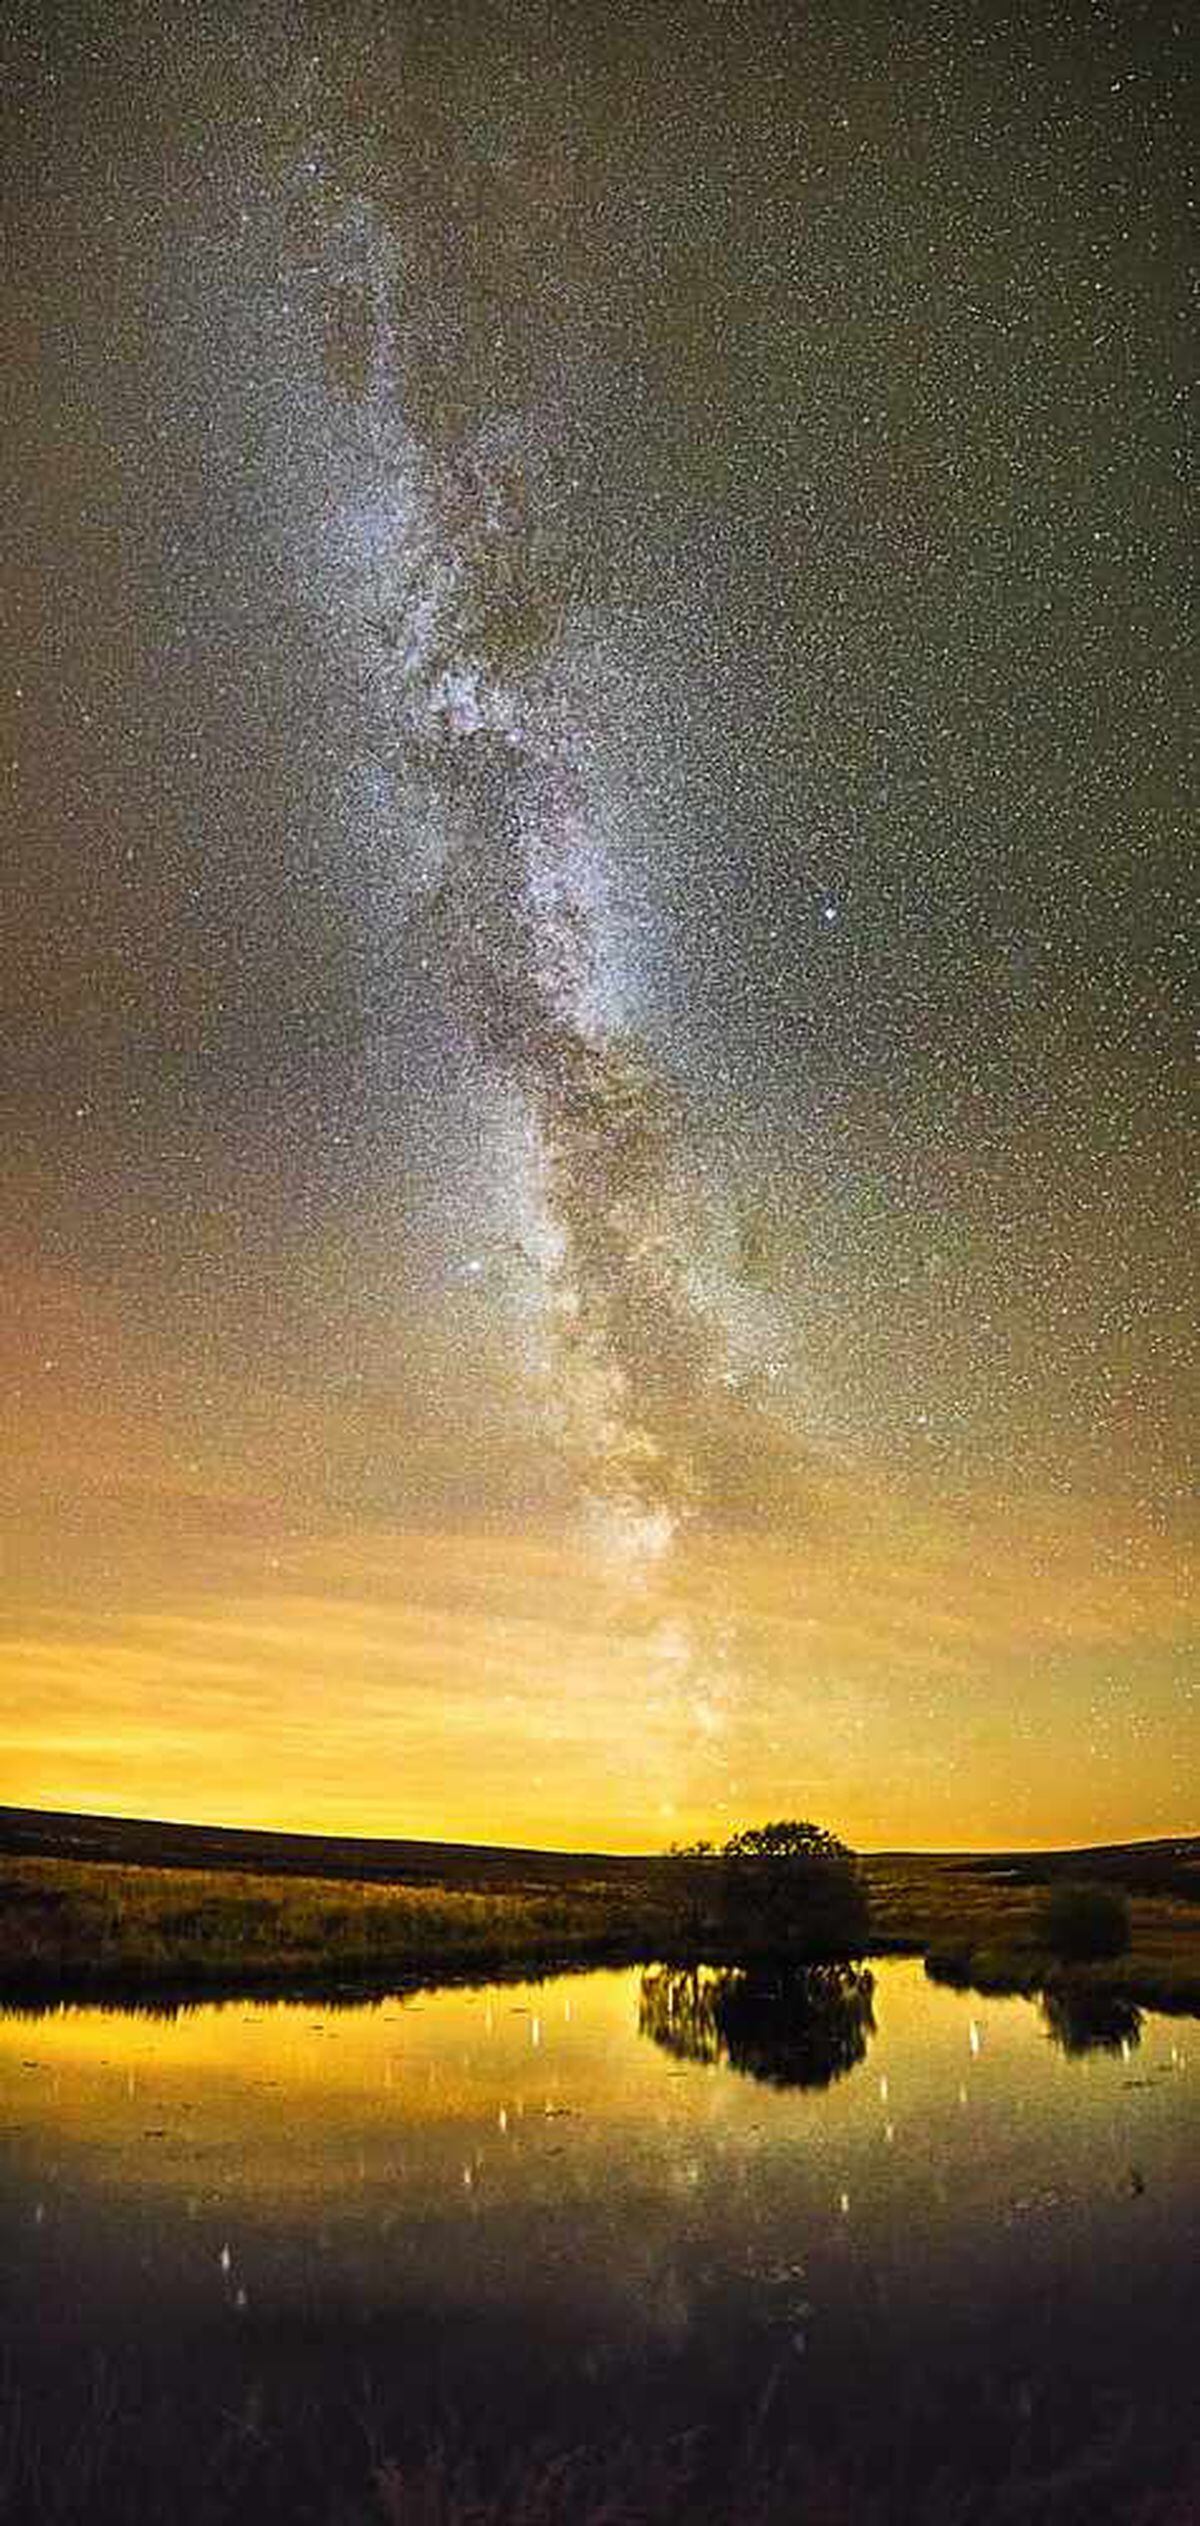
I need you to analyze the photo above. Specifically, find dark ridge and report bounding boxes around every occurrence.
[2,1805,1197,1897]
[0,1804,668,1892]
[959,1840,1200,1903]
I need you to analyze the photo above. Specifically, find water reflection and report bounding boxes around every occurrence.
[1040,1984,1143,2058]
[0,1958,1194,2526]
[638,1962,876,2091]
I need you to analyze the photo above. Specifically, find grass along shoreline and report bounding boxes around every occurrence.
[1,1840,1197,2016]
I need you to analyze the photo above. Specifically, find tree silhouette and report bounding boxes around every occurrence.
[714,1820,869,1955]
[723,1820,851,1862]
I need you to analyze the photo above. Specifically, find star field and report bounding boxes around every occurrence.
[0,0,1194,1848]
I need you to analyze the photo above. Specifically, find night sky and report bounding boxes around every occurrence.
[2,0,1194,1850]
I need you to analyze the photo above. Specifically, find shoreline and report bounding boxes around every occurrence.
[2,1842,1196,2019]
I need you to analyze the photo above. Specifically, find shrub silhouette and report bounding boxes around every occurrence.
[714,1819,869,1956]
[722,1821,852,1864]
[1034,1880,1130,1962]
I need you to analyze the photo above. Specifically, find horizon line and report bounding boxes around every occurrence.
[2,1800,1196,1867]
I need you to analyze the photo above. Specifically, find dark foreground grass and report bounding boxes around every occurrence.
[3,2349,1197,2526]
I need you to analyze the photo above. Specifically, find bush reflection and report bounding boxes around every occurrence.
[639,1962,876,2090]
[1040,1984,1143,2057]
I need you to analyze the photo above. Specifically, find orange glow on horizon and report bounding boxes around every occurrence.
[3,1495,1194,1856]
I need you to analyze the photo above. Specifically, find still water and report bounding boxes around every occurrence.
[1,1960,1196,2520]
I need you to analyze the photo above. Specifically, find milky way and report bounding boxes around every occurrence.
[1,0,1193,1847]
[299,175,804,1566]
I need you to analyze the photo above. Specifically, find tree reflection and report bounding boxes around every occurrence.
[639,1962,875,2091]
[1040,1983,1143,2057]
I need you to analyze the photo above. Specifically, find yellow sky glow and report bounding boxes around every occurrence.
[3,1495,1193,1852]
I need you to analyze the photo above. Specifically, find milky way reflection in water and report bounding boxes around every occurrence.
[0,1959,1195,2520]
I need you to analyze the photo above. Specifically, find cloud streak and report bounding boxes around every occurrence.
[2,1504,1192,1851]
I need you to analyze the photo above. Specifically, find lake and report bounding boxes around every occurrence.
[1,1958,1196,2523]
